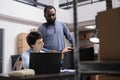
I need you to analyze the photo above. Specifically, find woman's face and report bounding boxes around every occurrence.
[32,38,44,52]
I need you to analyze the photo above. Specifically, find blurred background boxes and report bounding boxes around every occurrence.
[17,33,29,55]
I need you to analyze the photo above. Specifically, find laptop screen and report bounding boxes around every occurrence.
[29,53,61,74]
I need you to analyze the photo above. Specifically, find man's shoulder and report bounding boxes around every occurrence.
[56,20,64,24]
[22,49,31,56]
[57,21,68,28]
[38,23,47,30]
[40,22,47,26]
[55,21,66,27]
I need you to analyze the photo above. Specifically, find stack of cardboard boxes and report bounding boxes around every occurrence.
[79,31,94,48]
[96,7,120,80]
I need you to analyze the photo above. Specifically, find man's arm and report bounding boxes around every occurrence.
[63,23,74,45]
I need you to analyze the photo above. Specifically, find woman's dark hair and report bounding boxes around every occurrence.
[44,5,56,13]
[26,31,42,48]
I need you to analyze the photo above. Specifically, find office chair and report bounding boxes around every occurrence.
[62,47,95,69]
[79,47,95,80]
[63,47,95,80]
[11,55,23,70]
[79,47,95,61]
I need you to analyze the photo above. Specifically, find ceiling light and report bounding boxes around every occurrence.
[90,37,100,43]
[85,25,96,29]
[89,29,100,43]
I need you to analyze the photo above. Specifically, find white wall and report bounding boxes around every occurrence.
[78,1,106,22]
[0,0,107,24]
[69,1,106,22]
[0,0,71,23]
[0,0,45,23]
[0,0,71,73]
[57,9,71,23]
[0,0,107,73]
[0,19,37,73]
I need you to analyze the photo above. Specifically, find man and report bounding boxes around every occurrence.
[21,31,72,69]
[38,5,74,52]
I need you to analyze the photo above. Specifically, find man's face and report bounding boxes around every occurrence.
[32,38,44,51]
[44,8,56,24]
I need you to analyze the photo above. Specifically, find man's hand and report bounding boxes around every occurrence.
[62,47,73,54]
[51,50,57,53]
[61,47,73,59]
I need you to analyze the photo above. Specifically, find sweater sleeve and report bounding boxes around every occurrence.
[63,23,74,45]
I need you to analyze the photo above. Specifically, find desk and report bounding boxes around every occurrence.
[79,61,120,75]
[0,72,75,80]
[1,61,120,80]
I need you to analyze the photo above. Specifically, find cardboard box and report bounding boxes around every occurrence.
[17,33,29,55]
[17,33,27,41]
[96,75,120,80]
[17,40,29,48]
[86,32,93,40]
[18,47,29,55]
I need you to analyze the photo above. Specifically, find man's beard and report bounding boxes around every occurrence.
[47,19,55,24]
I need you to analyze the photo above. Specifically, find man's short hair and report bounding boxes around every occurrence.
[26,31,42,48]
[44,5,56,13]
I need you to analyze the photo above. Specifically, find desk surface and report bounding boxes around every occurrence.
[1,61,120,80]
[79,61,120,75]
[0,72,75,80]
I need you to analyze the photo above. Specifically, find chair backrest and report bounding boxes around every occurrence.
[11,55,23,70]
[79,47,95,61]
[62,47,95,69]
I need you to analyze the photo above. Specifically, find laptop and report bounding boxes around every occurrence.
[29,52,61,74]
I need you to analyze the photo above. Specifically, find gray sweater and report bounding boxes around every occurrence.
[38,21,73,52]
